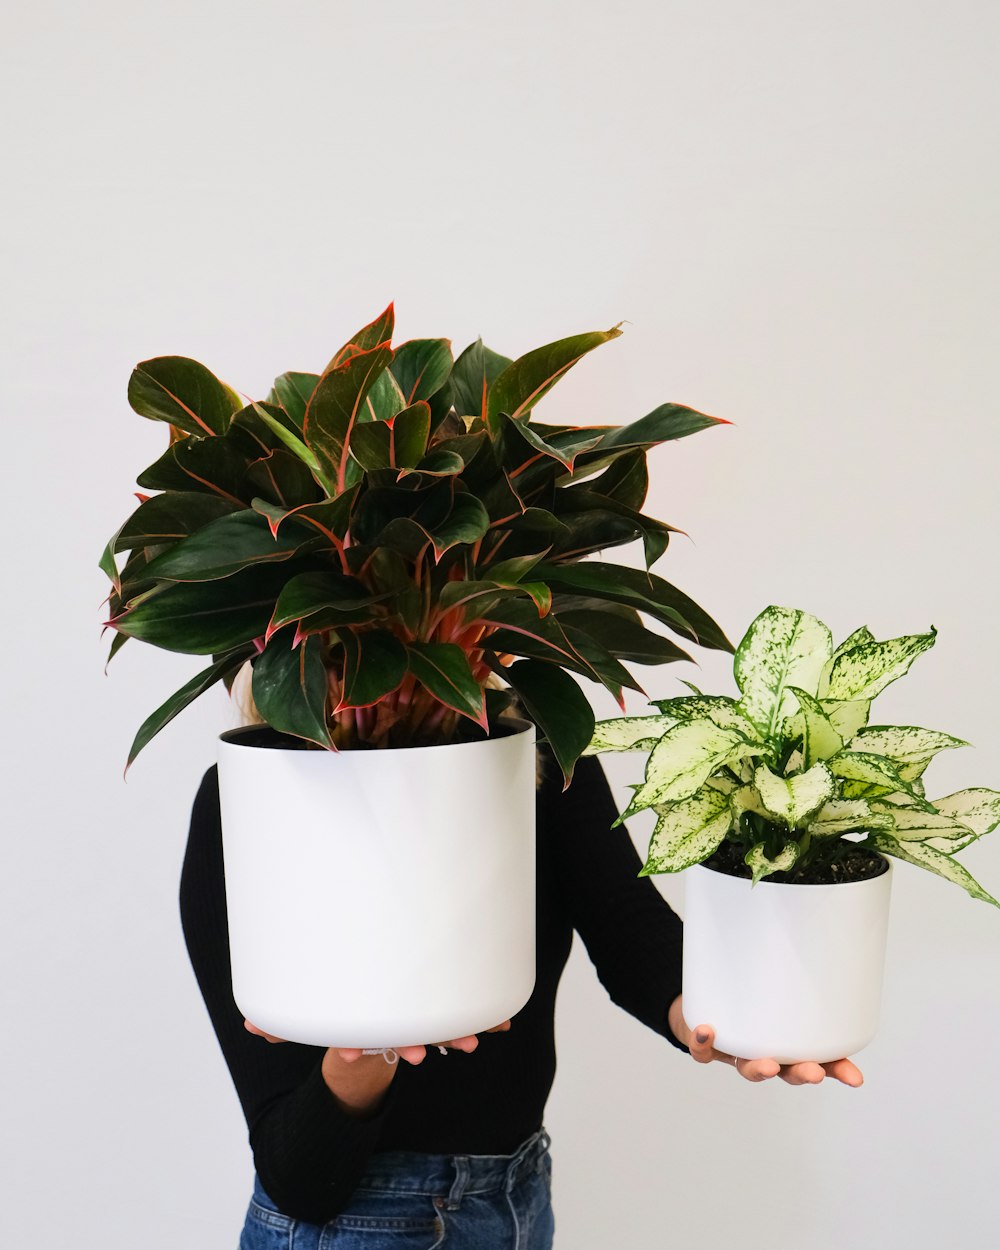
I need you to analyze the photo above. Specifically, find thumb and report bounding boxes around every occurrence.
[688,1024,716,1063]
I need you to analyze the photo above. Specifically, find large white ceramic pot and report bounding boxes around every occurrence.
[217,716,537,1048]
[681,857,893,1064]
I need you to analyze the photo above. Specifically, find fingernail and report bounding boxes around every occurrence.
[695,1030,709,1044]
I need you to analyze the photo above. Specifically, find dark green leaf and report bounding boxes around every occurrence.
[406,642,487,727]
[127,650,251,769]
[110,564,291,653]
[327,303,395,371]
[439,339,512,422]
[267,571,388,638]
[246,449,324,509]
[336,629,408,709]
[114,492,238,552]
[496,658,595,789]
[304,343,394,493]
[487,327,623,428]
[556,609,692,666]
[136,434,249,503]
[252,632,332,748]
[128,356,242,437]
[584,402,729,456]
[535,561,734,652]
[143,511,316,581]
[390,339,454,404]
[272,372,320,427]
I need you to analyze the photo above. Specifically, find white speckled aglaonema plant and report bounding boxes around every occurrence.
[586,604,1000,906]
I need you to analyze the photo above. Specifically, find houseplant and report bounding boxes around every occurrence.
[586,604,1000,1063]
[101,303,734,1046]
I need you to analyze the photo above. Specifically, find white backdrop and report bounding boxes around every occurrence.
[4,2,999,1246]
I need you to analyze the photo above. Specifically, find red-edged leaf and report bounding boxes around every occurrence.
[440,339,512,423]
[128,356,242,437]
[126,649,251,771]
[251,632,332,749]
[390,339,454,404]
[114,492,239,552]
[142,511,315,582]
[326,303,395,371]
[266,572,388,642]
[494,658,595,790]
[487,326,623,430]
[304,343,394,493]
[406,642,488,729]
[271,372,320,428]
[335,629,408,711]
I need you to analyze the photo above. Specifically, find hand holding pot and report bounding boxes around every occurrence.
[245,1017,512,1119]
[667,997,864,1087]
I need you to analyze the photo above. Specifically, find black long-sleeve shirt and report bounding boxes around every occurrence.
[179,742,687,1223]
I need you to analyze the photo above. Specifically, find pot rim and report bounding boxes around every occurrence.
[689,851,893,890]
[219,714,537,754]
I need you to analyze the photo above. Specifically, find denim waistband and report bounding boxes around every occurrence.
[352,1126,552,1207]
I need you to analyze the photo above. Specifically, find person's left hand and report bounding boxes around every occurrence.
[668,996,864,1087]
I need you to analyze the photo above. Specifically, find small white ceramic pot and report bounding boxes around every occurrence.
[217,717,537,1048]
[681,857,893,1064]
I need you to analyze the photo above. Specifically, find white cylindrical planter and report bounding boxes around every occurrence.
[682,858,893,1064]
[217,718,537,1049]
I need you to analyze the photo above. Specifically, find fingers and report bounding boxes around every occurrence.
[778,1061,827,1085]
[687,1024,718,1064]
[244,1020,288,1044]
[736,1057,780,1082]
[823,1057,864,1087]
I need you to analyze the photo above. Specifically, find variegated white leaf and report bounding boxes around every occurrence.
[585,715,675,754]
[640,785,733,875]
[733,606,833,742]
[817,626,876,697]
[868,801,975,842]
[730,784,773,822]
[746,840,799,885]
[822,698,872,742]
[828,751,934,811]
[807,798,896,837]
[754,762,836,827]
[849,725,970,767]
[786,686,844,767]
[620,718,761,818]
[870,834,1000,909]
[824,628,937,701]
[652,695,761,739]
[931,789,1000,837]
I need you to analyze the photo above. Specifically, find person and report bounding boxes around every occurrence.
[180,712,864,1250]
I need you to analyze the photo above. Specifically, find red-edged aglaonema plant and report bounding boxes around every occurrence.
[101,304,734,785]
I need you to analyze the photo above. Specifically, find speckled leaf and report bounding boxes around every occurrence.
[785,687,844,767]
[807,799,896,838]
[932,789,1000,837]
[871,835,1000,909]
[753,762,835,827]
[849,725,970,769]
[829,751,934,810]
[824,628,937,701]
[746,841,799,885]
[639,785,732,875]
[868,801,984,842]
[585,715,677,754]
[620,719,761,819]
[652,695,760,739]
[817,626,875,697]
[733,606,833,742]
[822,698,872,742]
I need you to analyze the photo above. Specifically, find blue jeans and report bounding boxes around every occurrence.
[239,1126,555,1249]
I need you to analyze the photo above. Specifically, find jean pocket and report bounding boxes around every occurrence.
[240,1198,294,1250]
[319,1191,445,1249]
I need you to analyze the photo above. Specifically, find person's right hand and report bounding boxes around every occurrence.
[244,1017,512,1065]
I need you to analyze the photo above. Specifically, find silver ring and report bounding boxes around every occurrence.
[732,1055,741,1071]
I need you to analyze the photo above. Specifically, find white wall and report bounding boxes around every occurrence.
[4,2,999,1246]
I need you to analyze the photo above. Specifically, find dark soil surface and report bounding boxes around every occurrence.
[703,838,889,885]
